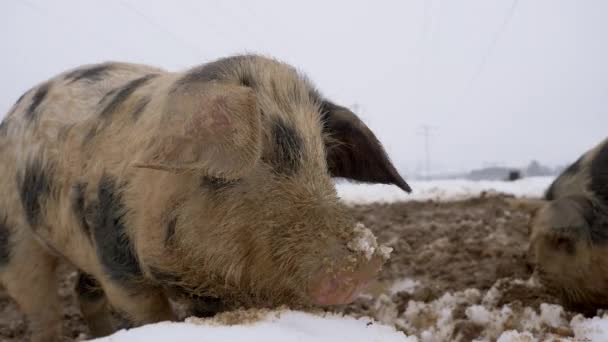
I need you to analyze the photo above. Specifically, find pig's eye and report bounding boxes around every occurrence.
[200,176,239,192]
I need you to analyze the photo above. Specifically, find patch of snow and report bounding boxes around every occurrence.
[571,313,608,340]
[91,309,415,342]
[337,176,555,204]
[379,245,394,260]
[496,330,537,342]
[390,278,420,295]
[347,223,377,260]
[466,305,492,324]
[373,277,584,341]
[539,303,566,328]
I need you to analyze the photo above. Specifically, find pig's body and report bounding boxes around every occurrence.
[529,137,608,313]
[0,55,409,341]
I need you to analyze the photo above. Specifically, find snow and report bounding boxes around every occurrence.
[571,313,608,341]
[389,278,419,295]
[91,309,415,342]
[539,304,567,328]
[496,330,537,342]
[347,223,392,260]
[466,305,492,324]
[336,176,554,204]
[364,275,608,342]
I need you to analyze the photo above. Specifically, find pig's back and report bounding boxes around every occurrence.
[0,62,167,227]
[3,62,165,129]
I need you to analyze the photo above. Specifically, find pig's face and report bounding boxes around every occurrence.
[530,195,608,312]
[136,56,409,306]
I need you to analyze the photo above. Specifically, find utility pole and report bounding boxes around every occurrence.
[418,125,435,180]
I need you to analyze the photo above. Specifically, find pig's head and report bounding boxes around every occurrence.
[529,195,608,312]
[134,55,410,307]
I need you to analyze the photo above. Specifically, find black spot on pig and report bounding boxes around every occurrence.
[175,55,254,89]
[65,63,114,84]
[149,267,182,284]
[99,74,158,119]
[553,236,576,255]
[545,156,585,201]
[82,126,98,146]
[15,91,28,106]
[91,174,141,282]
[18,158,53,228]
[239,74,254,87]
[76,272,105,301]
[201,176,238,192]
[590,142,608,203]
[269,119,303,175]
[0,120,8,137]
[589,217,608,245]
[130,96,150,121]
[545,184,557,201]
[565,156,584,176]
[189,296,225,318]
[571,199,608,245]
[72,182,92,239]
[165,216,177,246]
[25,82,51,121]
[544,184,557,201]
[0,215,11,266]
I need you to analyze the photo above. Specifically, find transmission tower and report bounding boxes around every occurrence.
[418,125,436,180]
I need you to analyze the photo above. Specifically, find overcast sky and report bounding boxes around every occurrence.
[1,0,607,175]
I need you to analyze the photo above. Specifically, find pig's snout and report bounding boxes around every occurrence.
[308,256,383,305]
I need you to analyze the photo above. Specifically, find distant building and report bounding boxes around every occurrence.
[465,160,558,181]
[467,167,515,181]
[523,160,554,177]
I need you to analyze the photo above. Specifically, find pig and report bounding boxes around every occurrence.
[528,137,608,313]
[0,54,411,341]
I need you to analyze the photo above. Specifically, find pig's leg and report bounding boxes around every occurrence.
[1,232,62,342]
[98,278,175,326]
[76,272,116,338]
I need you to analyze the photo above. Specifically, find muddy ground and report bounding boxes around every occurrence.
[0,194,580,341]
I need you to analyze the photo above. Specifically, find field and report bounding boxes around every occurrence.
[1,178,606,341]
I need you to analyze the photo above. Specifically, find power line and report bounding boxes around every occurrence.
[464,0,519,92]
[113,0,207,61]
[17,0,45,13]
[415,0,437,86]
[417,125,436,180]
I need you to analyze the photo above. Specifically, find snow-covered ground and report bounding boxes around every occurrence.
[92,176,608,342]
[92,309,414,342]
[92,304,608,342]
[336,176,555,204]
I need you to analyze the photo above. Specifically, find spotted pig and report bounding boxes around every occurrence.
[0,55,410,341]
[528,137,608,313]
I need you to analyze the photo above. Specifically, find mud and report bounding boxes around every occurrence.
[0,194,581,341]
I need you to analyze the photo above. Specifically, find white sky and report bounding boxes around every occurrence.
[1,0,607,175]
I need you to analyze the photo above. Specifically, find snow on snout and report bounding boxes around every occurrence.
[347,223,393,261]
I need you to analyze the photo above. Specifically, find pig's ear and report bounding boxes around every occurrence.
[320,101,411,193]
[133,83,262,179]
